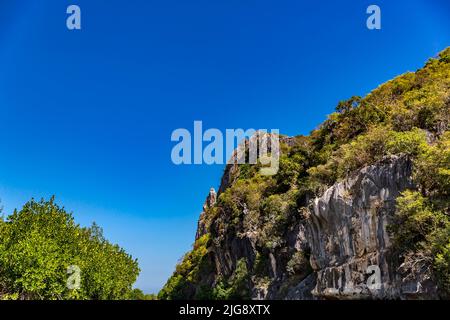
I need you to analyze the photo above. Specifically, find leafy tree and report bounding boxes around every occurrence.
[129,288,157,300]
[0,197,139,300]
[336,96,361,114]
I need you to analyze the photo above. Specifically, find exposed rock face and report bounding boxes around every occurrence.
[160,48,449,300]
[195,155,440,299]
[195,188,217,240]
[218,132,282,194]
[304,155,437,299]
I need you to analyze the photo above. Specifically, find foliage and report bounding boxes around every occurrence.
[389,191,450,295]
[212,258,250,300]
[158,234,212,300]
[252,252,269,277]
[389,191,448,250]
[308,126,429,185]
[414,132,450,198]
[274,153,305,193]
[258,193,296,249]
[286,251,310,277]
[435,239,450,294]
[128,288,158,300]
[0,197,140,300]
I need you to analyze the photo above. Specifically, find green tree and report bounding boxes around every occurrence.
[129,288,157,300]
[0,197,140,300]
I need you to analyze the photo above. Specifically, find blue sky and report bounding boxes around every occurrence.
[0,0,448,293]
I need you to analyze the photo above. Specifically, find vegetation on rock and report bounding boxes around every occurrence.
[160,47,450,299]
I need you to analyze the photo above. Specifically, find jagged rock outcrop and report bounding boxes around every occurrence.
[303,155,438,299]
[160,48,449,300]
[195,188,217,240]
[193,155,439,299]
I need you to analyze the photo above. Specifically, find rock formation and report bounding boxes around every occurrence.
[159,47,450,300]
[298,156,437,299]
[189,156,440,299]
[195,188,217,241]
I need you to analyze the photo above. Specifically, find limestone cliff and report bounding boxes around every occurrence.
[196,156,439,300]
[159,47,450,300]
[299,156,437,299]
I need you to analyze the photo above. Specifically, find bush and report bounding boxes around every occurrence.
[389,191,448,250]
[274,154,304,193]
[414,132,450,197]
[389,191,450,295]
[258,194,294,249]
[308,127,430,187]
[435,239,450,294]
[212,258,250,300]
[386,128,428,156]
[158,234,212,300]
[286,251,310,277]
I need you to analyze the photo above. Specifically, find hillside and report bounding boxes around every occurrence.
[159,47,450,300]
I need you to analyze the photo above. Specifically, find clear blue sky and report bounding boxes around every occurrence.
[0,0,448,293]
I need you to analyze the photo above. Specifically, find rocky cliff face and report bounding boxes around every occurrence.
[299,156,437,299]
[196,188,217,241]
[159,48,449,300]
[191,156,439,300]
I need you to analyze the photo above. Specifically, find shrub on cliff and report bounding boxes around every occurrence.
[212,258,250,300]
[308,126,429,186]
[389,130,450,296]
[390,191,448,249]
[435,239,450,294]
[414,131,450,198]
[158,234,212,300]
[390,190,450,296]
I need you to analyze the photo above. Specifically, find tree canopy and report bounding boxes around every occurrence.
[0,197,140,300]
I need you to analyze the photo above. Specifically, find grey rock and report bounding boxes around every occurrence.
[306,155,438,299]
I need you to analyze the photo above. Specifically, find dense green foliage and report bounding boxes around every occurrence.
[158,234,213,300]
[128,288,158,300]
[388,131,450,295]
[0,197,141,300]
[212,258,251,300]
[160,47,450,299]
